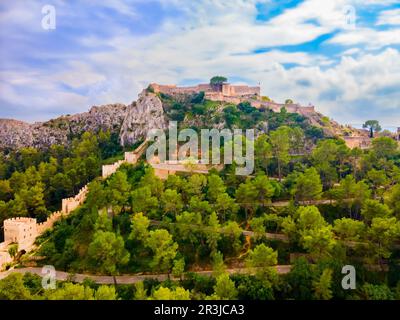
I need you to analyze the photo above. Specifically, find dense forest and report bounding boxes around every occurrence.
[1,94,400,300]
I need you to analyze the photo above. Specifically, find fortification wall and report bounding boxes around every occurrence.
[343,136,371,149]
[103,140,149,178]
[298,106,315,114]
[232,85,260,96]
[0,136,140,268]
[1,183,90,268]
[102,160,125,179]
[152,83,260,98]
[125,152,137,164]
[0,241,10,251]
[3,218,38,251]
[0,252,12,269]
[62,185,89,214]
[37,211,63,234]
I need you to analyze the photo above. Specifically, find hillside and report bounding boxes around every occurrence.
[1,83,400,301]
[0,85,367,151]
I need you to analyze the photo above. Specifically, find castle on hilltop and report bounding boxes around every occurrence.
[151,82,260,100]
[150,82,316,116]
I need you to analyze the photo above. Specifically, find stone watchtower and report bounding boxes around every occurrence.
[3,217,38,251]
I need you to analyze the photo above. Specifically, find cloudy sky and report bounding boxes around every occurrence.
[0,0,399,129]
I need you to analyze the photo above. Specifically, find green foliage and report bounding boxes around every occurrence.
[129,212,150,241]
[333,218,365,241]
[145,229,178,273]
[312,268,333,300]
[363,120,381,138]
[360,283,394,300]
[151,286,190,300]
[270,126,291,180]
[95,286,118,300]
[1,91,400,301]
[246,244,277,268]
[0,273,31,300]
[172,258,186,279]
[286,257,314,300]
[361,199,392,223]
[233,274,274,300]
[8,243,19,258]
[88,231,130,275]
[210,76,228,85]
[292,167,323,202]
[213,273,238,300]
[371,137,398,159]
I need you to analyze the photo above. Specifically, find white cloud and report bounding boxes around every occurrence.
[329,27,400,49]
[1,0,400,127]
[253,48,400,125]
[53,61,106,89]
[376,8,400,25]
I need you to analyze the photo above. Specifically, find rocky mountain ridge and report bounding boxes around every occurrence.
[0,89,366,151]
[0,91,167,150]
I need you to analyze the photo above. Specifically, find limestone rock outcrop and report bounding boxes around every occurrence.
[0,104,128,150]
[120,91,167,147]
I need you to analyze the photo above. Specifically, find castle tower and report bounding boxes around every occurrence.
[3,218,38,252]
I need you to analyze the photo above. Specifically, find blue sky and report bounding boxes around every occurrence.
[0,0,399,129]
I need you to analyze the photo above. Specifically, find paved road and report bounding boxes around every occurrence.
[0,265,292,284]
[150,220,289,242]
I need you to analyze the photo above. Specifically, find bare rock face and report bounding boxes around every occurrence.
[120,91,167,147]
[0,119,34,149]
[0,104,128,150]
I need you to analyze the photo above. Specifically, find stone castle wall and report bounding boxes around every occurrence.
[151,83,260,98]
[3,217,37,252]
[102,139,149,179]
[151,82,314,116]
[257,101,315,114]
[0,185,90,270]
[37,211,63,234]
[343,136,371,149]
[61,185,89,214]
[0,183,90,270]
[102,160,125,179]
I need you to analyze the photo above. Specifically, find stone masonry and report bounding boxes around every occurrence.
[0,141,149,270]
[150,82,315,115]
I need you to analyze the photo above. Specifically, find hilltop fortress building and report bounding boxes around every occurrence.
[150,82,316,116]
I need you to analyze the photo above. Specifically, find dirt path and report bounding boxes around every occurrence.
[0,265,292,284]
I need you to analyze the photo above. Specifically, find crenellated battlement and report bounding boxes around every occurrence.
[62,185,89,214]
[102,139,149,178]
[4,217,37,223]
[151,82,316,116]
[3,217,37,252]
[151,82,260,99]
[1,183,90,269]
[1,138,152,269]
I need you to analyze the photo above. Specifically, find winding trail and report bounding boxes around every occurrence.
[150,220,289,242]
[0,265,292,284]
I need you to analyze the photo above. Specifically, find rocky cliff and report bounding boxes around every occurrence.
[0,88,363,151]
[120,91,167,147]
[0,103,128,150]
[0,91,167,150]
